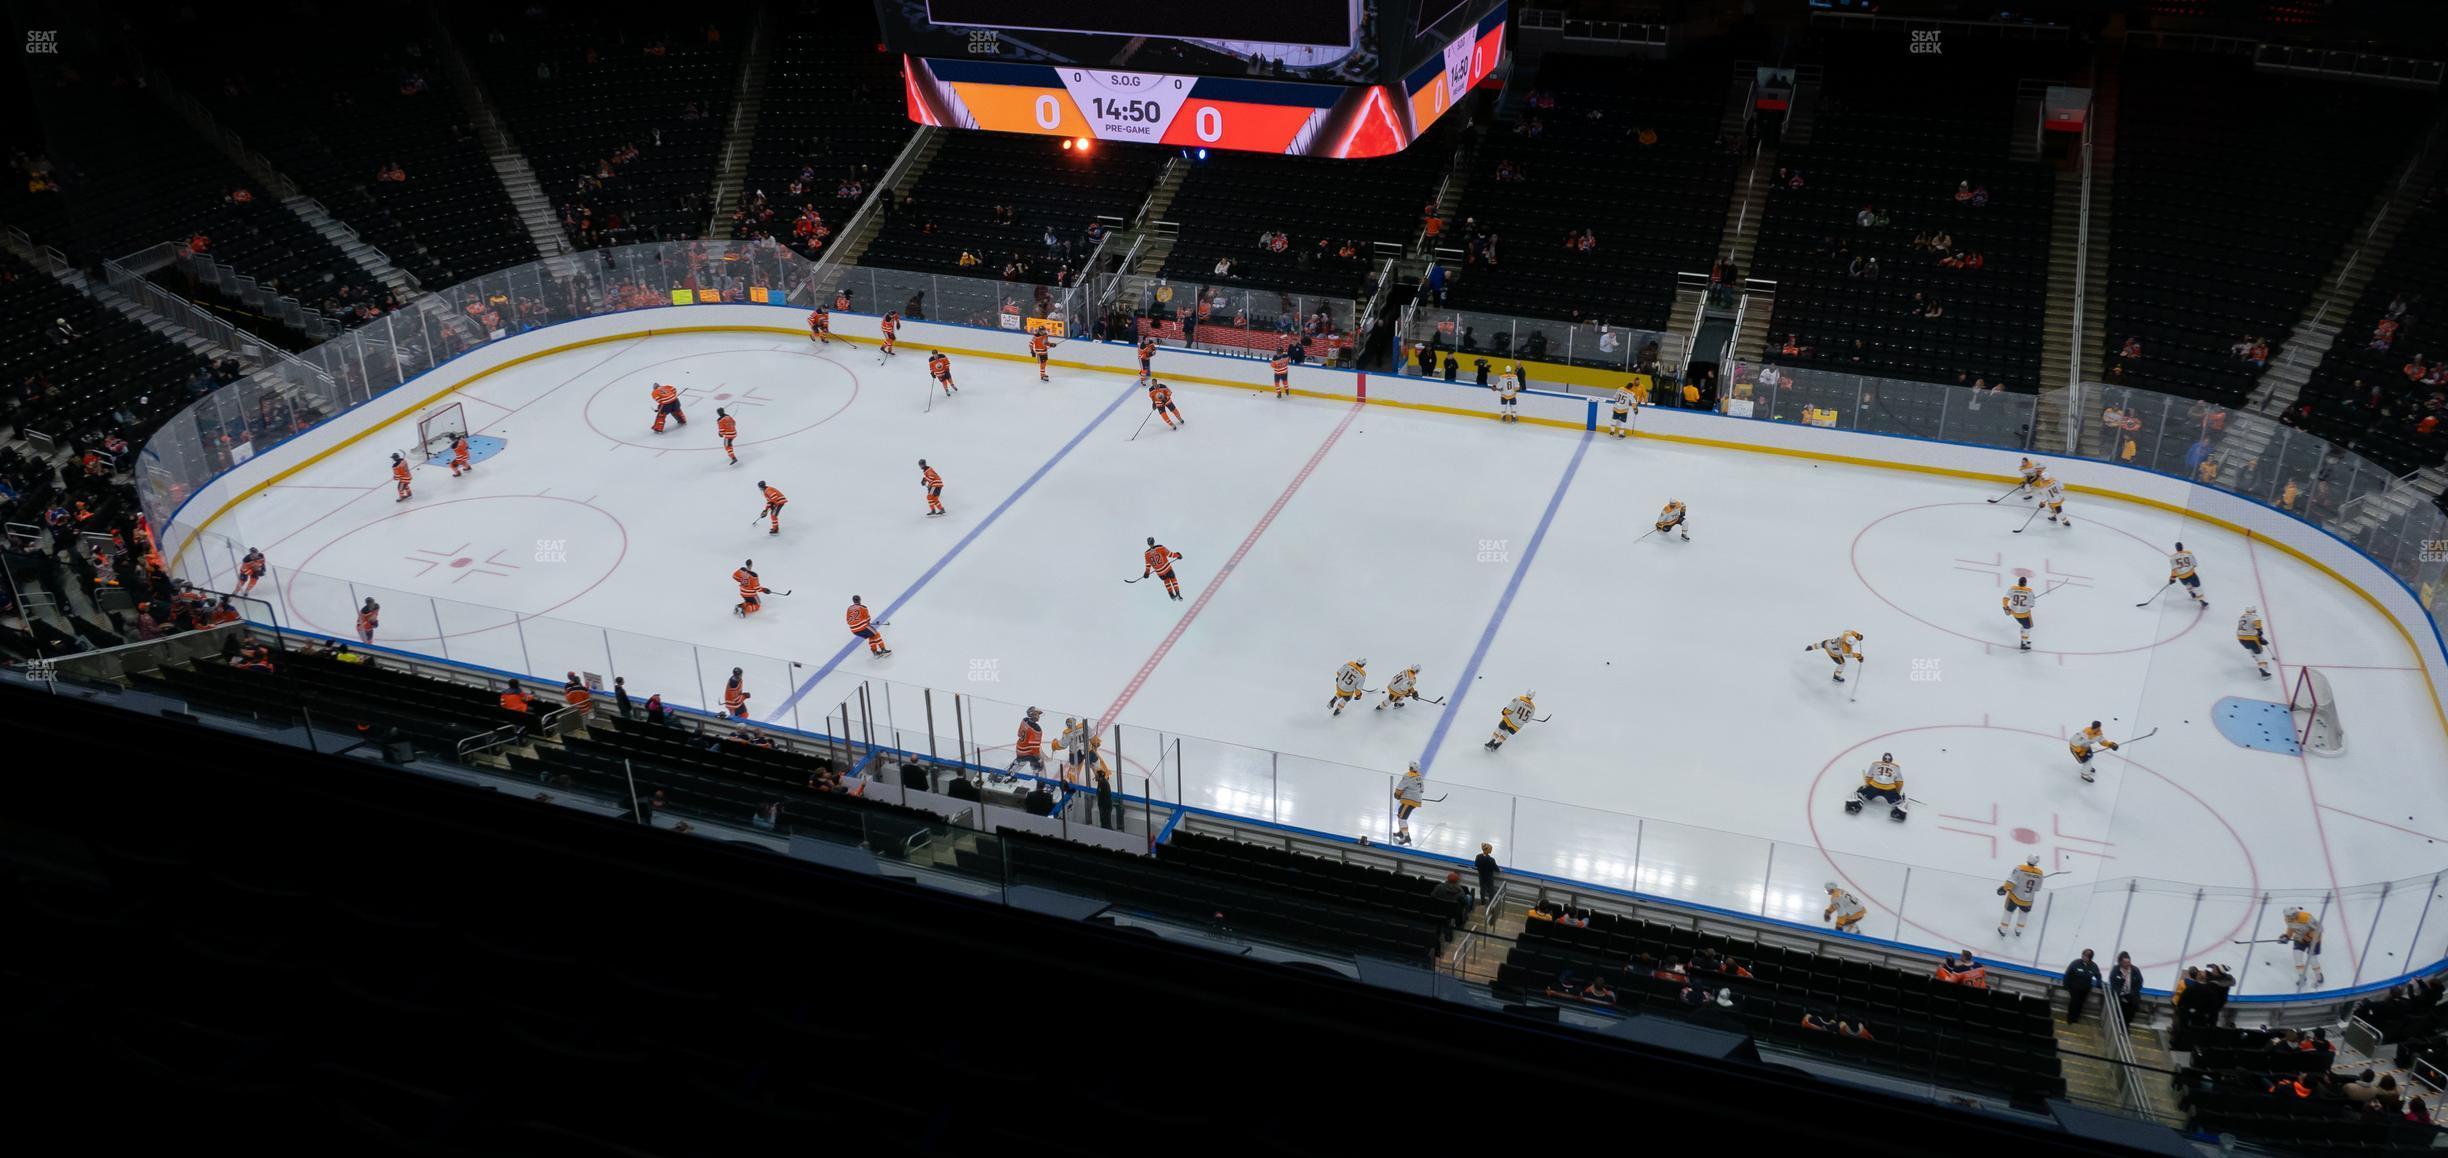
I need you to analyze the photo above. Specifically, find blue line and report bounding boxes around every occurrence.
[1156,806,1188,844]
[1415,430,1595,775]
[768,375,1146,721]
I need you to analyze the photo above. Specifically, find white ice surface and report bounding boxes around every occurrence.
[188,332,2448,993]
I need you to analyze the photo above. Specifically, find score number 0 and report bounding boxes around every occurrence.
[1033,94,1225,142]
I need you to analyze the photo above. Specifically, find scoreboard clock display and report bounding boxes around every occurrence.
[896,4,1506,158]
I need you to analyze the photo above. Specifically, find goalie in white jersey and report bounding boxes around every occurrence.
[1377,664,1422,711]
[1495,371,1522,422]
[1998,856,2044,937]
[1484,691,1538,751]
[2282,907,2325,986]
[1330,659,1368,716]
[1846,752,1908,821]
[1654,500,1689,542]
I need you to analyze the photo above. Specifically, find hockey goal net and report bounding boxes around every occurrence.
[416,402,467,462]
[2289,666,2346,756]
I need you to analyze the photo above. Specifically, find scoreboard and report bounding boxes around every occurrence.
[885,1,1507,158]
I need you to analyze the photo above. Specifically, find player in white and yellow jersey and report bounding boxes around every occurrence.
[1804,630,1865,683]
[1998,856,2044,936]
[1495,371,1522,422]
[2017,457,2045,500]
[1330,658,1368,716]
[1054,717,1092,784]
[2236,607,2273,679]
[1394,762,1426,845]
[2039,474,2071,527]
[2002,576,2037,651]
[2282,907,2325,986]
[2069,719,2119,783]
[1655,500,1689,542]
[1484,691,1538,751]
[2169,542,2208,607]
[1846,752,1908,821]
[1823,883,1867,934]
[1377,664,1421,711]
[1607,385,1641,438]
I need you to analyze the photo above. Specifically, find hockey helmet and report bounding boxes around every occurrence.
[1824,881,1839,893]
[1881,752,1893,762]
[1025,706,1041,718]
[2025,855,2041,867]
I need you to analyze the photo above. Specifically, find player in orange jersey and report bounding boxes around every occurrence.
[1029,330,1054,381]
[918,459,945,516]
[1271,351,1291,398]
[716,408,739,465]
[449,433,472,477]
[1147,378,1183,430]
[808,306,831,344]
[927,351,957,396]
[723,666,751,718]
[879,311,899,356]
[1142,537,1185,601]
[733,559,775,617]
[356,596,380,643]
[1138,337,1157,376]
[756,481,787,535]
[846,595,890,656]
[650,381,687,432]
[390,452,412,502]
[236,547,267,596]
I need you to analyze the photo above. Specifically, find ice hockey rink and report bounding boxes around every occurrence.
[170,313,2448,995]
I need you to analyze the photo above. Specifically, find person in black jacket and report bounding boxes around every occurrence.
[2063,948,2102,1024]
[1473,843,1500,908]
[2109,951,2144,1025]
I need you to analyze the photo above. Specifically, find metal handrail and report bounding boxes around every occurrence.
[456,721,528,761]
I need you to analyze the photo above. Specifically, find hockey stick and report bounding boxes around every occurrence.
[2032,579,2074,600]
[1984,482,2024,504]
[750,506,772,527]
[2011,503,2046,534]
[1414,694,1446,705]
[2135,581,2174,608]
[1423,794,1450,803]
[2232,937,2292,945]
[766,589,792,597]
[1127,409,1155,442]
[1123,575,1144,584]
[1533,713,1553,723]
[1631,527,1659,545]
[2111,727,2159,747]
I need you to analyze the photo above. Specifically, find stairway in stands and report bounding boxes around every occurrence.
[705,1,779,236]
[430,12,574,268]
[2034,49,2118,458]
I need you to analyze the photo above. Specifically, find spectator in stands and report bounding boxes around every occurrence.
[1855,205,1876,228]
[947,773,982,802]
[1024,781,1054,816]
[2409,1097,2434,1126]
[47,317,79,348]
[1938,950,1987,988]
[562,673,590,709]
[2109,951,2143,1024]
[643,693,667,725]
[750,802,778,831]
[1431,870,1467,920]
[500,681,534,713]
[2062,949,2101,1024]
[613,676,631,719]
[2341,1068,2381,1105]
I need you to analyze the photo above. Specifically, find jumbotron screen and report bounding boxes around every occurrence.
[882,0,1507,157]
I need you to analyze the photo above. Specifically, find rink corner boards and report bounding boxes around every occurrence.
[163,314,2448,747]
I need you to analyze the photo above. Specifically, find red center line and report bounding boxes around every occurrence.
[1095,401,1363,735]
[2245,530,2363,974]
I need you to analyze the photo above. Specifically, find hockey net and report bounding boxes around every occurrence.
[2289,666,2346,756]
[416,402,467,462]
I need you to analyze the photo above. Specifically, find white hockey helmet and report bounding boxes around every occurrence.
[1406,761,1420,774]
[2025,855,2041,868]
[1824,881,1839,893]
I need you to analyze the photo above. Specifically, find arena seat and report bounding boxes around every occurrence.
[859,130,1167,285]
[138,9,539,287]
[1751,31,2063,391]
[1159,120,1460,299]
[460,9,741,249]
[729,2,911,259]
[2106,49,2419,406]
[1438,53,1738,331]
[2291,174,2448,478]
